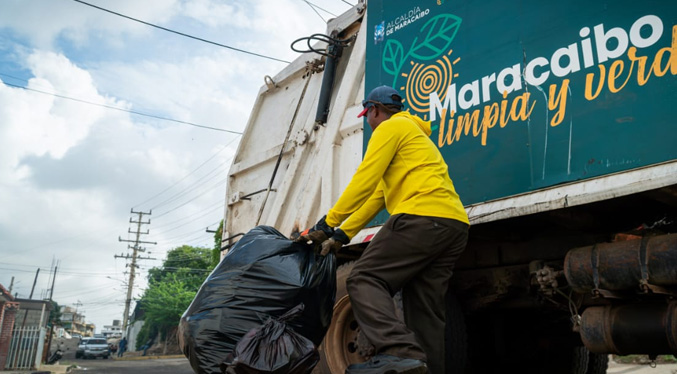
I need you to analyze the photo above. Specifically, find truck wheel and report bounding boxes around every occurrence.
[316,261,373,374]
[586,352,609,374]
[315,262,469,374]
[542,341,589,374]
[445,294,468,373]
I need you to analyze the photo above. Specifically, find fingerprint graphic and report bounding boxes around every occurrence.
[402,55,454,115]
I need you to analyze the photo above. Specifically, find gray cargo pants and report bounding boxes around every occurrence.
[346,213,468,374]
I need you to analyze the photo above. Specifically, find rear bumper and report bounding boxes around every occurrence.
[85,350,109,357]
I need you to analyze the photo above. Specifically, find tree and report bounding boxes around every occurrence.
[48,300,62,327]
[147,245,214,289]
[139,272,196,352]
[136,244,214,353]
[212,220,224,265]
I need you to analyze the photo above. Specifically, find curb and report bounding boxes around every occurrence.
[113,354,185,361]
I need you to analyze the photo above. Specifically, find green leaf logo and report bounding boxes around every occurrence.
[383,40,405,76]
[382,13,462,87]
[411,14,462,60]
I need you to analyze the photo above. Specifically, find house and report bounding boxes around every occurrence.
[60,306,91,337]
[0,283,19,369]
[0,284,53,370]
[101,320,123,339]
[125,304,145,352]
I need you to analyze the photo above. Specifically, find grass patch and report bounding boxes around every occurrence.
[613,355,677,364]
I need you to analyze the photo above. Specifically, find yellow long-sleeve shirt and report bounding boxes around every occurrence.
[325,111,469,239]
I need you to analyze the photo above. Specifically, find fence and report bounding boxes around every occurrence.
[4,326,46,370]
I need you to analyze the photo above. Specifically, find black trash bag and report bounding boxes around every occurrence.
[220,303,319,374]
[178,225,336,374]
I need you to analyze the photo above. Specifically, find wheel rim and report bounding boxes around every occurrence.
[323,295,371,372]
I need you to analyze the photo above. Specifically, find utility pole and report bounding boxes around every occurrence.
[44,265,58,363]
[72,300,83,334]
[8,276,14,294]
[19,268,40,328]
[117,209,156,334]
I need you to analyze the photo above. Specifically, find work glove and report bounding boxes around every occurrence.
[294,215,334,248]
[320,228,350,256]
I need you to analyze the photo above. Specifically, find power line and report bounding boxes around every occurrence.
[151,167,229,212]
[3,81,241,134]
[152,210,223,235]
[340,0,354,6]
[152,176,228,219]
[71,0,291,64]
[133,139,236,208]
[306,0,339,16]
[156,220,221,242]
[150,203,223,231]
[137,137,239,211]
[302,0,337,22]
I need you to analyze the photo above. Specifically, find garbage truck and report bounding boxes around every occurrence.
[221,0,677,372]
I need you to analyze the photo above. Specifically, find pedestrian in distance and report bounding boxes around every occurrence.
[297,85,469,374]
[117,336,127,357]
[141,338,153,356]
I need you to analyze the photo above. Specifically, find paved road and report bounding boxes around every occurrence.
[70,357,193,374]
[61,356,677,374]
[607,361,677,374]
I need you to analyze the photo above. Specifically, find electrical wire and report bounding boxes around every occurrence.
[303,0,338,16]
[133,137,238,209]
[150,155,233,211]
[3,81,241,134]
[157,221,221,242]
[152,211,223,235]
[152,176,229,219]
[150,203,223,231]
[303,1,327,22]
[0,263,119,277]
[71,0,290,64]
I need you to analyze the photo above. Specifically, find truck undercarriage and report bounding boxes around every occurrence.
[321,183,677,373]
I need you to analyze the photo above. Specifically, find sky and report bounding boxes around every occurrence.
[0,0,355,333]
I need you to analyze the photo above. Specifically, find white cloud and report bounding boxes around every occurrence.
[0,0,351,332]
[0,0,180,49]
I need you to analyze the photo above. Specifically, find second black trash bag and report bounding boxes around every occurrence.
[220,303,319,374]
[178,225,336,374]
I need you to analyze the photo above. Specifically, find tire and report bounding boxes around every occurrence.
[445,294,467,373]
[316,261,371,374]
[315,261,468,374]
[586,352,609,374]
[569,346,592,374]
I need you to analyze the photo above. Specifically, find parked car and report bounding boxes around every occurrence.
[81,338,110,359]
[75,337,91,359]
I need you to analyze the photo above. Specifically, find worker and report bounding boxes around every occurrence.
[297,85,469,374]
[117,336,127,357]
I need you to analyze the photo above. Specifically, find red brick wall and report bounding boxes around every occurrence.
[0,303,19,369]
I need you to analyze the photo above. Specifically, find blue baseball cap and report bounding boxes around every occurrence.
[357,85,404,118]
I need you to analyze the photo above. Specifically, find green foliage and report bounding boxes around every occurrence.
[212,220,224,265]
[144,272,196,331]
[136,244,215,342]
[135,321,158,351]
[48,300,62,327]
[613,355,677,364]
[147,245,214,291]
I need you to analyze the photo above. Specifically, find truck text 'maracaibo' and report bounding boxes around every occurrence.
[222,1,677,373]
